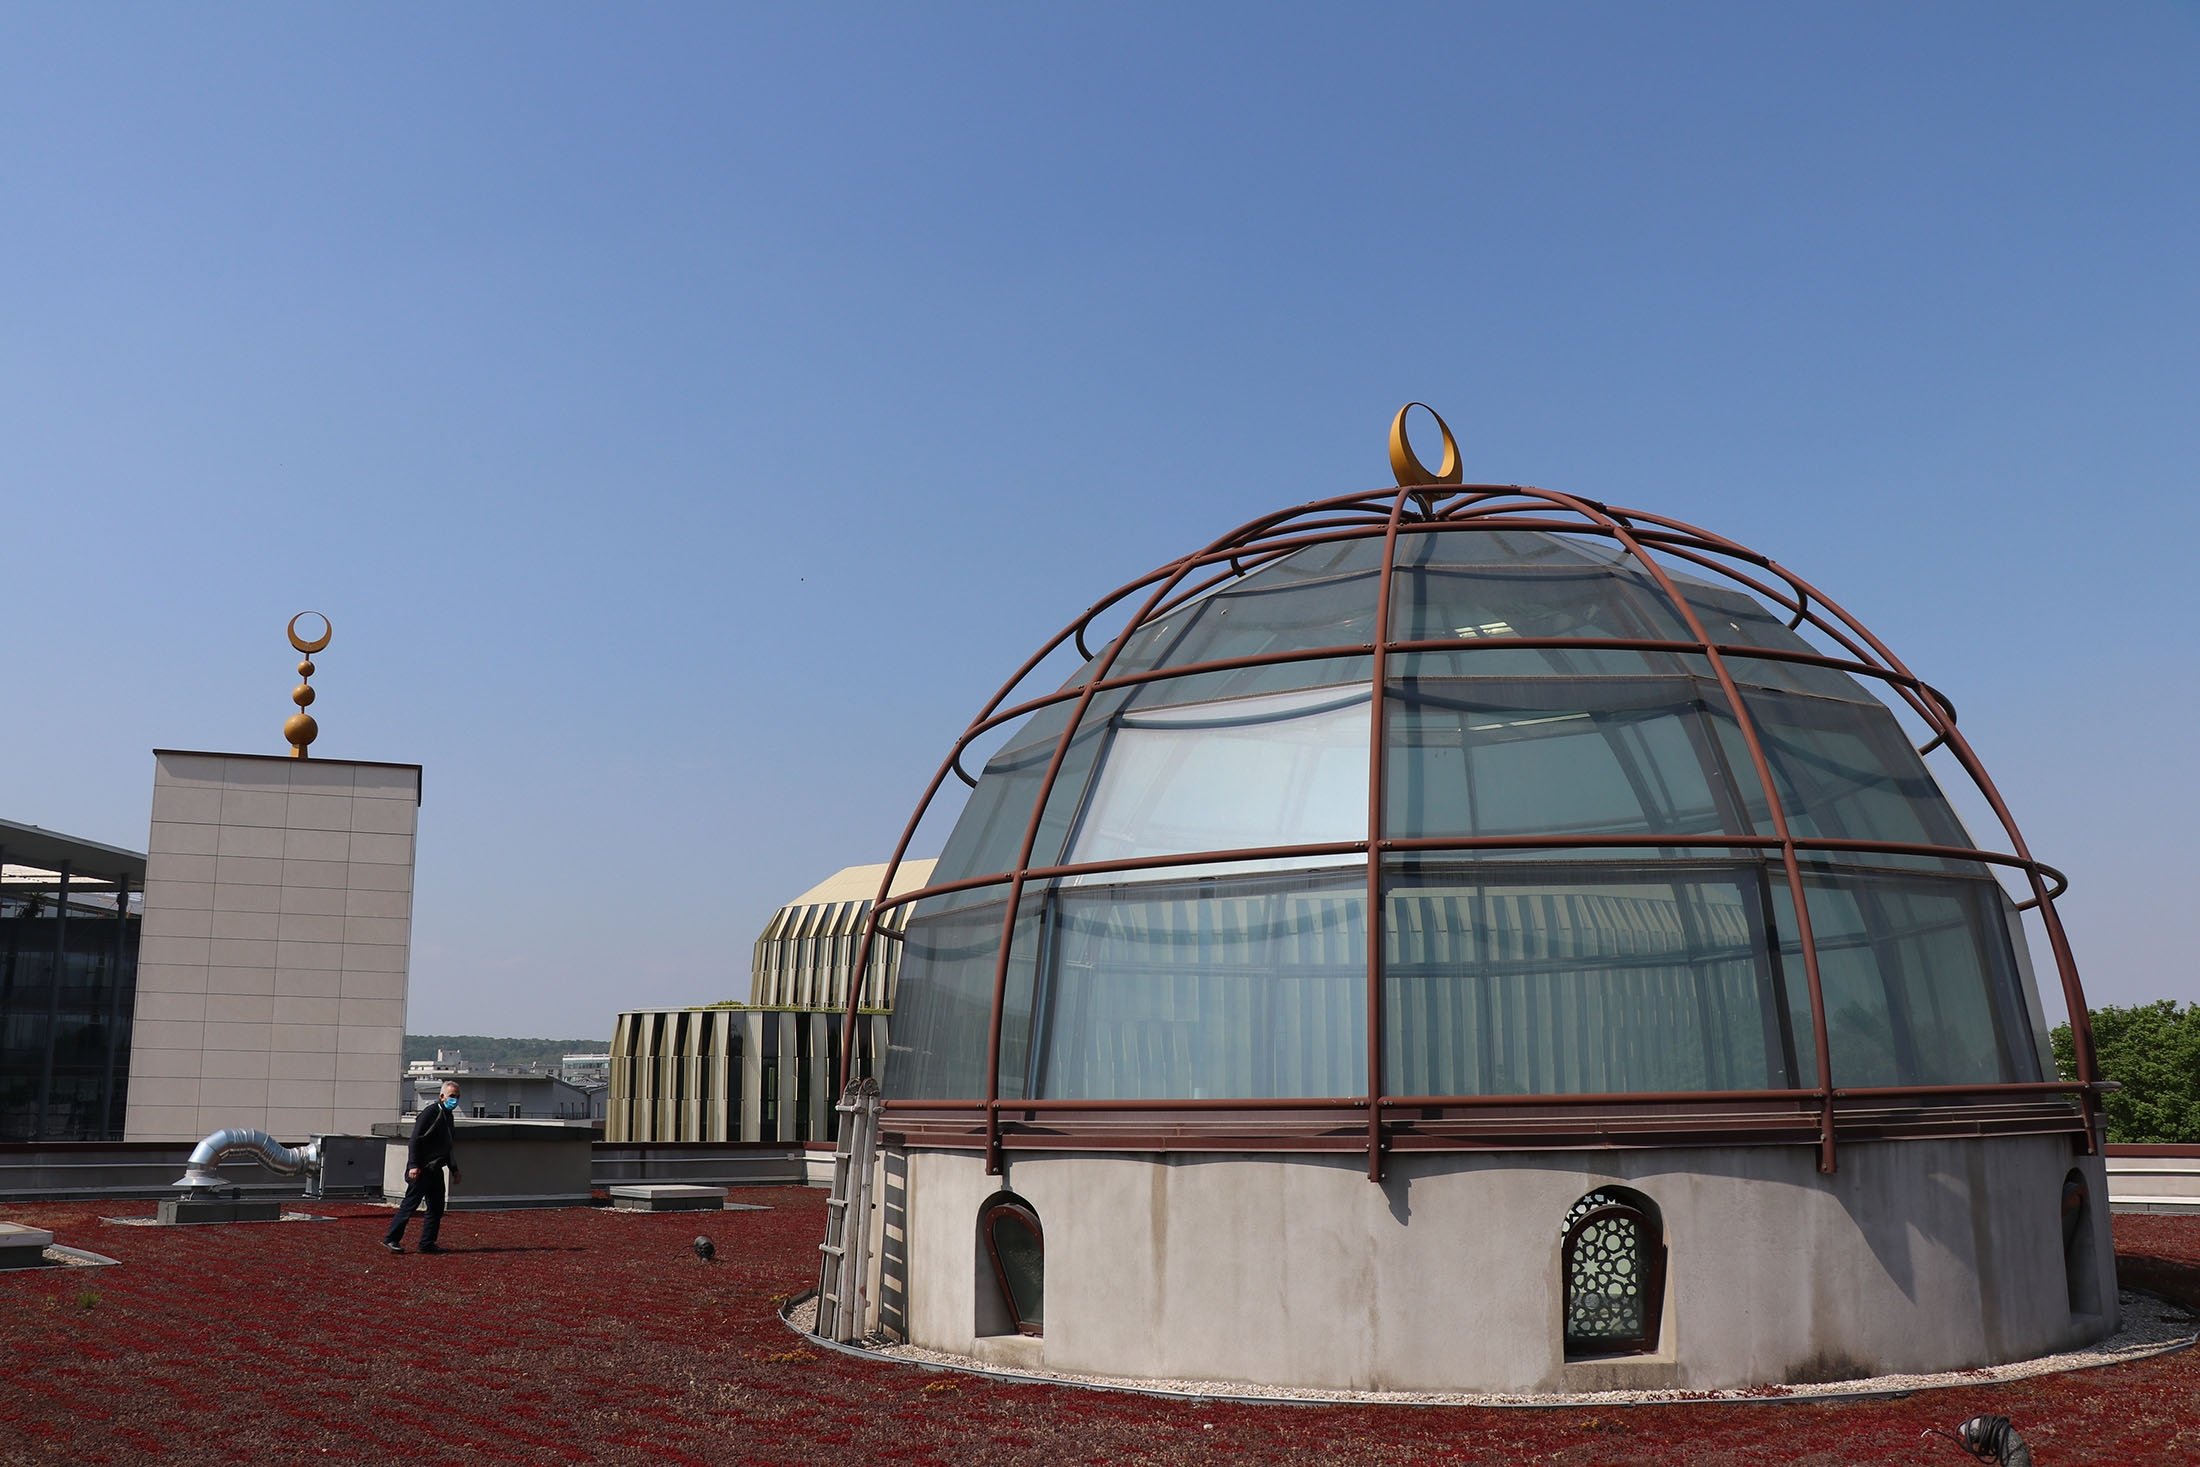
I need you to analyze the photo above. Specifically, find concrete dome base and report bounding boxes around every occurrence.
[879,1137,2117,1395]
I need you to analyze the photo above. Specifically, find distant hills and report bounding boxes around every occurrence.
[405,1034,610,1071]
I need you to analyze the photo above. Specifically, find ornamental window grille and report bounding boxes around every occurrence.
[980,1197,1045,1337]
[1561,1188,1665,1358]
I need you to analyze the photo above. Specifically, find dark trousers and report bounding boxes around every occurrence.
[384,1166,448,1247]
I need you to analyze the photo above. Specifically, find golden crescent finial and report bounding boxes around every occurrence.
[1388,403,1462,487]
[287,612,333,655]
[284,613,330,757]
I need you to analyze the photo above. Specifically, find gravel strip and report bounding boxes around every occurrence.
[790,1290,2196,1407]
[101,1211,331,1226]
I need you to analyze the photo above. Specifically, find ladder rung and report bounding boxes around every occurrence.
[819,1244,843,1257]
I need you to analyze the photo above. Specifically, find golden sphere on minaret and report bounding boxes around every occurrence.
[284,613,332,758]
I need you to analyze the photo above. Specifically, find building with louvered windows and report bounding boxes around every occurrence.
[605,861,931,1143]
[849,408,2117,1394]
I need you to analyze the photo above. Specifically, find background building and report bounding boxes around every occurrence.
[608,1006,884,1144]
[559,1052,610,1087]
[605,860,931,1143]
[401,1063,603,1121]
[0,819,144,1141]
[748,860,934,1010]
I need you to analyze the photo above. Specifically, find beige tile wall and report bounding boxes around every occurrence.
[125,751,421,1142]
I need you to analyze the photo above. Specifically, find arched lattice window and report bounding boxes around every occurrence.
[1561,1188,1665,1358]
[981,1197,1044,1337]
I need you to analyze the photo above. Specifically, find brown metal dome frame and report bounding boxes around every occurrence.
[837,478,2103,1182]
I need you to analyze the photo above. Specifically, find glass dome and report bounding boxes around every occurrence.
[856,467,2097,1176]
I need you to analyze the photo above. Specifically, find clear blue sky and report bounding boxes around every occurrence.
[4,5,2193,1037]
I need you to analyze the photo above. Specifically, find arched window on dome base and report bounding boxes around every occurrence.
[1561,1187,1666,1360]
[976,1193,1044,1338]
[2062,1169,2102,1318]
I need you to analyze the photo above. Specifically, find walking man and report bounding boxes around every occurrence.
[384,1080,463,1254]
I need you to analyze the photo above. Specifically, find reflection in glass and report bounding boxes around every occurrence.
[1672,581,1875,703]
[1383,860,1799,1096]
[1387,675,1757,842]
[1731,688,1970,850]
[884,887,1041,1100]
[1390,528,1697,679]
[1071,687,1370,864]
[1109,536,1385,678]
[1034,869,1366,1100]
[1788,864,2037,1088]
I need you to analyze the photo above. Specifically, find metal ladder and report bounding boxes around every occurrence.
[815,1077,881,1343]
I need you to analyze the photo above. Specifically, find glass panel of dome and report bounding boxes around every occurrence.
[1672,581,1877,703]
[931,702,1074,886]
[1381,860,1800,1097]
[1104,535,1385,679]
[1399,527,1689,637]
[1385,675,1758,842]
[1067,686,1370,866]
[2000,893,2059,1078]
[1796,865,2039,1089]
[1726,688,1971,851]
[1716,650,1883,704]
[1030,870,1366,1100]
[1389,528,1699,676]
[1396,525,1643,573]
[934,689,1132,886]
[885,886,1042,1100]
[1116,653,1376,708]
[1023,689,1132,876]
[1389,555,1689,640]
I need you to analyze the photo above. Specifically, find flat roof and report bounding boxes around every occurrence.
[154,748,424,805]
[0,818,146,888]
[785,858,938,908]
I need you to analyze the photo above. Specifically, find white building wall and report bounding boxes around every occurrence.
[125,750,421,1142]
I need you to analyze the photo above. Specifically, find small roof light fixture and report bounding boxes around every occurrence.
[835,406,2113,1394]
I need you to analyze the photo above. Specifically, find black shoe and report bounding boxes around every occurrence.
[383,1240,404,1253]
[417,1243,447,1254]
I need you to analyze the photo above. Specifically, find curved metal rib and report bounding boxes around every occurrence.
[844,470,2102,1166]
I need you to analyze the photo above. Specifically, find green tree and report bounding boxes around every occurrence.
[405,1034,610,1071]
[2051,1000,2200,1144]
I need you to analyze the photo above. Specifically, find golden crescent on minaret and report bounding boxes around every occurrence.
[1388,402,1463,487]
[287,612,333,655]
[283,613,330,757]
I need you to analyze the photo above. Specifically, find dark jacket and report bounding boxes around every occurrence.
[407,1101,458,1171]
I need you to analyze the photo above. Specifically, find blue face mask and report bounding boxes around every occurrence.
[442,1097,460,1111]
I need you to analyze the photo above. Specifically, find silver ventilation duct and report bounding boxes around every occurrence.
[173,1129,323,1192]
